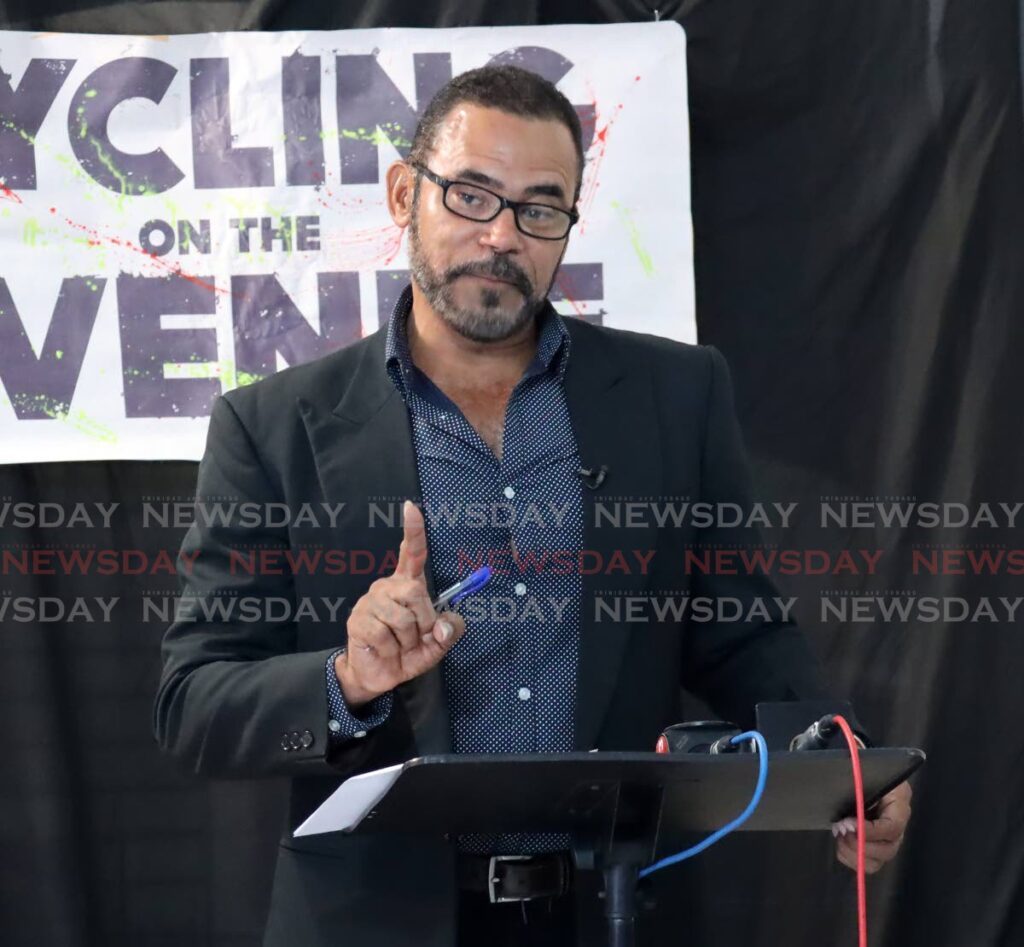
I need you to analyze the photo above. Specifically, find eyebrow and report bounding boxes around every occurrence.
[453,167,568,204]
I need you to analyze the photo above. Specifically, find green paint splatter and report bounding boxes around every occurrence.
[155,358,263,391]
[219,360,265,390]
[22,218,42,247]
[8,393,118,443]
[330,122,411,149]
[4,118,163,217]
[90,138,131,209]
[2,121,35,146]
[173,363,214,379]
[60,407,118,442]
[612,201,655,277]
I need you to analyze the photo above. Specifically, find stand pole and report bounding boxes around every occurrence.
[603,862,639,947]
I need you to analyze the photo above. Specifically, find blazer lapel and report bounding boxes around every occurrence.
[298,327,452,755]
[563,321,662,750]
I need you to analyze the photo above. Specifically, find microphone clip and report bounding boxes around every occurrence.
[576,464,609,490]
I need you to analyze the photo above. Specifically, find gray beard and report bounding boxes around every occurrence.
[407,214,549,343]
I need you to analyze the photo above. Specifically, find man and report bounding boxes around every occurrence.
[154,65,910,946]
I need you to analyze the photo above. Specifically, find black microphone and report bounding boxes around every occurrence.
[790,713,868,752]
[789,714,839,751]
[576,464,609,490]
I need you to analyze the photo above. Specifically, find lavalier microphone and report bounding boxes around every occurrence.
[576,464,609,489]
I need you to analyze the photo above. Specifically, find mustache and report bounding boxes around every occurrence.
[444,258,533,297]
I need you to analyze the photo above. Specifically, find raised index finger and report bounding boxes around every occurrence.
[395,500,427,580]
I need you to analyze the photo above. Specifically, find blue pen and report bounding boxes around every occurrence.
[431,565,492,611]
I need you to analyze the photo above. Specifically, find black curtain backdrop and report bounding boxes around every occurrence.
[1,2,1022,945]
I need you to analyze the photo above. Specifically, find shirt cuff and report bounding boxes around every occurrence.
[325,648,393,740]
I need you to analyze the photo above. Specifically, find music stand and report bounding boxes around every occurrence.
[296,748,924,946]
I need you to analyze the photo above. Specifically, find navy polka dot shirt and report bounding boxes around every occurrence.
[326,285,584,853]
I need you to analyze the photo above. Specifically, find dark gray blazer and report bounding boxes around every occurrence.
[152,313,826,946]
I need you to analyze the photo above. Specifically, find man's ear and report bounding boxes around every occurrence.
[386,161,414,228]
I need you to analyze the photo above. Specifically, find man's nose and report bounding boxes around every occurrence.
[480,206,522,253]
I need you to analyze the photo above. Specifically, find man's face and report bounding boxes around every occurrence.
[402,104,579,343]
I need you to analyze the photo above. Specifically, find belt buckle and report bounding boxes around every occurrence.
[487,855,534,903]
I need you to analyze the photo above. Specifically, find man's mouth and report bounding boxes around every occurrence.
[449,265,530,296]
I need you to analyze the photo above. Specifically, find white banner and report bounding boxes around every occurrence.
[0,22,692,463]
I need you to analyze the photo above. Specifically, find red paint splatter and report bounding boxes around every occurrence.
[56,212,229,295]
[573,78,629,237]
[577,101,623,234]
[559,288,585,318]
[0,182,23,204]
[314,171,385,215]
[554,270,586,318]
[311,169,404,267]
[322,222,404,269]
[11,199,223,292]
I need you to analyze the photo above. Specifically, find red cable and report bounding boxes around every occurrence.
[833,714,867,947]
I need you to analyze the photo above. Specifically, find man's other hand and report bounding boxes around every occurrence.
[833,780,912,873]
[335,500,465,707]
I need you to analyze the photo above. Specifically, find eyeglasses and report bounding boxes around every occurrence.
[410,162,578,241]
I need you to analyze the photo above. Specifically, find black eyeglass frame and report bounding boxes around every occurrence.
[410,162,579,241]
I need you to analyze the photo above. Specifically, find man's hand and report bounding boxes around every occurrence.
[335,500,465,708]
[833,780,912,873]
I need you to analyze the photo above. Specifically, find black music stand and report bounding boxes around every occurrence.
[296,749,924,946]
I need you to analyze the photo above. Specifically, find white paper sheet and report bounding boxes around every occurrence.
[293,762,404,836]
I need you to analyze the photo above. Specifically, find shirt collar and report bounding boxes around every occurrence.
[385,284,571,397]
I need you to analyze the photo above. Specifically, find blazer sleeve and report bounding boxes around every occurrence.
[679,346,829,728]
[152,393,399,779]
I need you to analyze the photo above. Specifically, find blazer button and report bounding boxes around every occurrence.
[289,731,302,750]
[300,729,314,749]
[281,734,292,751]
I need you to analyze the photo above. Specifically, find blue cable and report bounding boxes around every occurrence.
[638,730,769,878]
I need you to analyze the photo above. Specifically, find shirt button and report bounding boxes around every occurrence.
[514,582,527,596]
[518,687,532,701]
[503,486,515,499]
[353,730,368,739]
[328,719,342,733]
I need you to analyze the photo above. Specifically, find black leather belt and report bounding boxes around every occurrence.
[457,852,573,903]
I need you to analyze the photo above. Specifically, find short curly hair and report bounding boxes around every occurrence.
[408,64,584,202]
